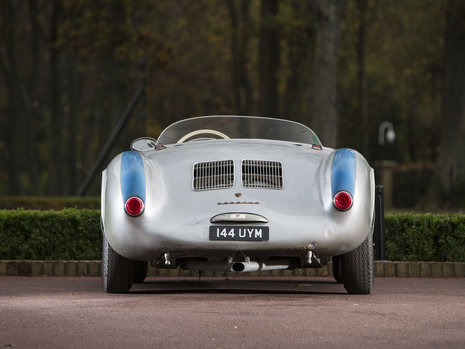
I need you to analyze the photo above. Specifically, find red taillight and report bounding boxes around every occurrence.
[125,197,144,216]
[333,191,353,211]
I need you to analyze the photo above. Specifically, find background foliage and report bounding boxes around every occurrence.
[1,0,459,206]
[0,209,101,260]
[385,213,465,262]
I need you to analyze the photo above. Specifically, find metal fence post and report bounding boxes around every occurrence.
[374,185,386,260]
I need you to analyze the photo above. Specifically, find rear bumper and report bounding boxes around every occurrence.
[103,208,372,260]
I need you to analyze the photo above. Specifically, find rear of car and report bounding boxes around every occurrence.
[101,116,375,294]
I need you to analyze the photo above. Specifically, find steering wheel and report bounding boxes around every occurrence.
[177,129,230,144]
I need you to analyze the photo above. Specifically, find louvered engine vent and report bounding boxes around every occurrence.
[192,160,234,191]
[242,160,283,189]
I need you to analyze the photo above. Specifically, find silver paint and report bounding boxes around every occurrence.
[101,117,375,270]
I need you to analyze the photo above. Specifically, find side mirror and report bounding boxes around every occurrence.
[130,137,156,152]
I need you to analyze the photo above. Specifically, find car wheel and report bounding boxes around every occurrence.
[332,255,343,283]
[102,234,134,293]
[342,232,374,294]
[133,261,148,283]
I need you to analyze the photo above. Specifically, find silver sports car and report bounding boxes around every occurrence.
[101,115,375,294]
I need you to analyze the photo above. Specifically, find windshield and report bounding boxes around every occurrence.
[157,115,321,145]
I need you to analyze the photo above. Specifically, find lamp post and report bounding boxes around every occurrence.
[378,121,396,145]
[376,121,396,209]
[374,121,395,261]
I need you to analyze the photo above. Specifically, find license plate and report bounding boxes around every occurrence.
[209,226,269,241]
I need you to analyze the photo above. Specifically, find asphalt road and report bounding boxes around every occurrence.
[1,276,464,348]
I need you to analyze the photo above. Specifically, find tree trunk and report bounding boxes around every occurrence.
[258,0,280,117]
[26,0,40,194]
[283,1,316,122]
[49,0,63,195]
[65,52,79,195]
[357,0,369,158]
[0,0,21,195]
[226,0,252,115]
[306,0,345,148]
[427,0,465,208]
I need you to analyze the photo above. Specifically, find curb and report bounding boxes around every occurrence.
[1,260,464,278]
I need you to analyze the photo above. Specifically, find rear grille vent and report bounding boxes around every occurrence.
[193,160,234,191]
[242,160,283,189]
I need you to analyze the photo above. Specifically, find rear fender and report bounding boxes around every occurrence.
[331,148,356,198]
[120,151,146,204]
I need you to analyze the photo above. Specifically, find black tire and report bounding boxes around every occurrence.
[133,261,148,283]
[332,255,343,283]
[102,234,134,293]
[342,232,374,294]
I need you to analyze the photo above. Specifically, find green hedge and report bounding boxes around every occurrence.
[0,210,464,261]
[0,209,101,260]
[0,196,100,210]
[385,213,465,262]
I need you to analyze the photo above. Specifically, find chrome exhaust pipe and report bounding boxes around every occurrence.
[231,260,290,272]
[182,259,291,272]
[232,262,246,272]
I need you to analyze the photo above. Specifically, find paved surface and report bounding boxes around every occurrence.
[1,276,464,348]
